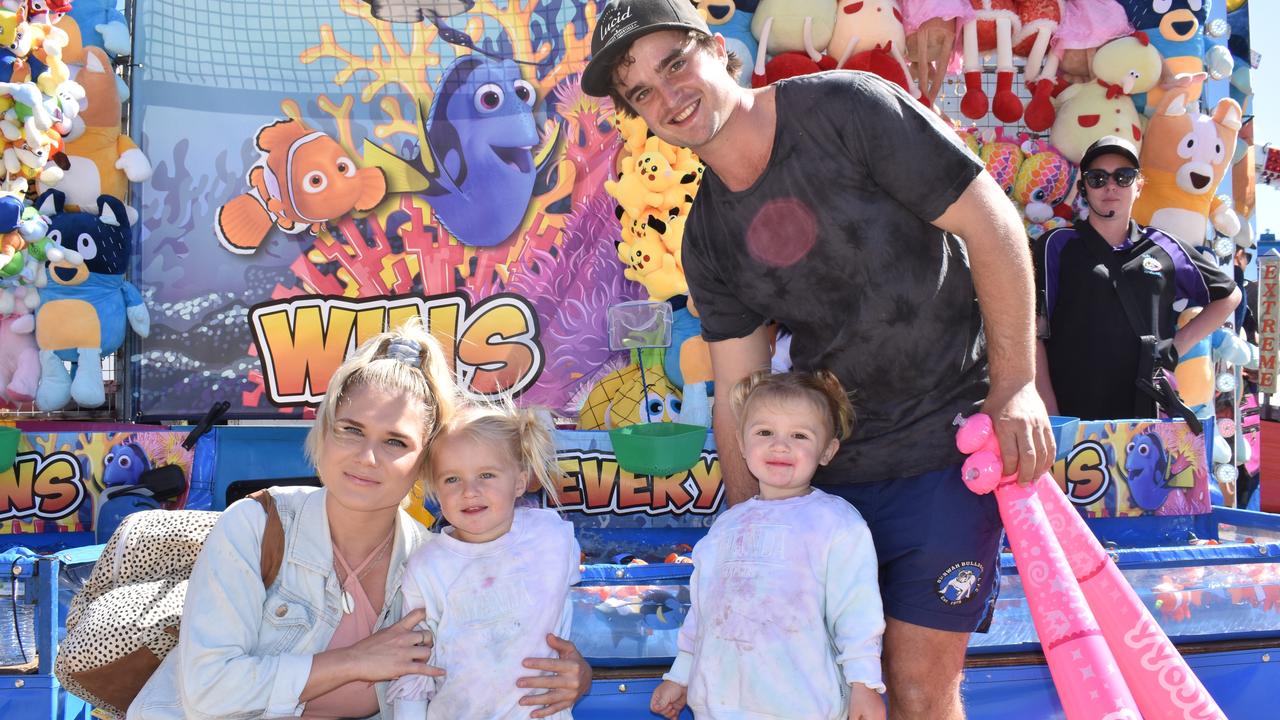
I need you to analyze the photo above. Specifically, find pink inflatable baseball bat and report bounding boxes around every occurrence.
[957,415,1141,720]
[1034,479,1226,719]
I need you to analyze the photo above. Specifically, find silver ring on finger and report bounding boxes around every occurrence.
[419,629,428,647]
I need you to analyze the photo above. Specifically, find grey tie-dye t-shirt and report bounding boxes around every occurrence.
[684,71,990,485]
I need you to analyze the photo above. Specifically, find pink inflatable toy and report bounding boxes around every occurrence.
[956,413,1225,720]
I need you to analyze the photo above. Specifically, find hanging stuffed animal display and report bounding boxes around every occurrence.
[605,120,702,302]
[1118,0,1230,113]
[1132,89,1242,246]
[1048,32,1161,163]
[697,0,760,89]
[47,48,152,215]
[828,0,921,98]
[750,0,839,85]
[33,190,149,410]
[1013,136,1076,238]
[960,0,1023,122]
[902,0,973,107]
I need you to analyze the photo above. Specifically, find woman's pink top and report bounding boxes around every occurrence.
[301,535,393,719]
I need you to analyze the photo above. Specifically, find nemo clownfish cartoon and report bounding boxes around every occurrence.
[215,118,387,254]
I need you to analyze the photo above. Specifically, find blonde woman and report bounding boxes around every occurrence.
[130,320,590,719]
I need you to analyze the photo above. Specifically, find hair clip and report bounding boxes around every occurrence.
[386,338,422,367]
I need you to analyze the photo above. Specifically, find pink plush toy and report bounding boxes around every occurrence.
[0,311,38,405]
[902,0,974,107]
[1023,0,1133,131]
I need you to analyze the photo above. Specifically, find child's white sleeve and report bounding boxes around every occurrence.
[825,519,886,693]
[662,562,700,687]
[388,554,439,717]
[557,530,581,640]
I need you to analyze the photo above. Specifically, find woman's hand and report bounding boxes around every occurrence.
[516,633,592,718]
[301,609,442,702]
[342,609,443,683]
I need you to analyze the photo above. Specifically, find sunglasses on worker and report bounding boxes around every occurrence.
[1083,167,1139,189]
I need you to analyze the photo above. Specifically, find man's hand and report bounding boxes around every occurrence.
[516,634,591,718]
[847,683,886,720]
[981,381,1055,485]
[650,679,688,719]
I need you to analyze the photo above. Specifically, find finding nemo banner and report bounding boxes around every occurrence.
[132,0,646,419]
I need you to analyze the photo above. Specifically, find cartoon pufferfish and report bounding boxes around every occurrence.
[215,119,387,254]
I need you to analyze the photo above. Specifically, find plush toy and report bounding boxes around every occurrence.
[25,22,72,98]
[1013,0,1062,82]
[696,0,760,89]
[1013,136,1076,238]
[750,0,838,84]
[1048,32,1161,163]
[0,81,54,145]
[0,10,32,84]
[0,309,37,404]
[978,128,1025,201]
[617,223,688,302]
[606,142,693,220]
[665,303,713,426]
[959,0,1023,122]
[33,190,149,410]
[1173,307,1256,416]
[47,47,152,215]
[1132,90,1242,245]
[66,0,131,58]
[1022,0,1133,130]
[579,347,682,430]
[0,191,24,266]
[1052,0,1133,78]
[902,0,973,107]
[28,0,75,26]
[1118,0,1231,113]
[827,0,920,98]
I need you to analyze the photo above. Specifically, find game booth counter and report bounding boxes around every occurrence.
[3,417,1280,718]
[0,0,1277,717]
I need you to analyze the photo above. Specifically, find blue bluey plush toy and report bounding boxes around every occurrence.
[33,189,149,410]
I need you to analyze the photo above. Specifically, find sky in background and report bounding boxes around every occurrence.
[1252,2,1278,239]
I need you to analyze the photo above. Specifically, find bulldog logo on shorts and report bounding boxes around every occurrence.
[936,562,983,606]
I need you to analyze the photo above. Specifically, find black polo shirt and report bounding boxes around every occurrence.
[1034,220,1236,420]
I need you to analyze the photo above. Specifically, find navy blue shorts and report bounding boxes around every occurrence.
[815,464,1003,633]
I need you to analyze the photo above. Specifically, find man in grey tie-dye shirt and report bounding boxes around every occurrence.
[582,2,1053,718]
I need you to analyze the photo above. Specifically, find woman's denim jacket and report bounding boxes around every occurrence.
[129,485,430,719]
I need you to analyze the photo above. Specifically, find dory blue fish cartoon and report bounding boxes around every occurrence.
[365,55,559,247]
[1122,431,1173,512]
[102,440,151,488]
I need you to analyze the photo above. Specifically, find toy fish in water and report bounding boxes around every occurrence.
[215,119,388,254]
[640,587,690,630]
[1121,431,1172,512]
[364,56,559,247]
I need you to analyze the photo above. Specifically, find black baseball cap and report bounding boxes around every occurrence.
[581,0,710,97]
[1080,135,1141,171]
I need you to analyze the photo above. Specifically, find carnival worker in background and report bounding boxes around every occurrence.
[1034,135,1240,421]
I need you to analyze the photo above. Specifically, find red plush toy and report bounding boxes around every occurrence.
[751,51,838,87]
